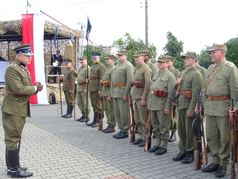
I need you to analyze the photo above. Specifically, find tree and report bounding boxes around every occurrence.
[199,47,211,68]
[225,37,238,66]
[112,33,157,64]
[163,32,184,70]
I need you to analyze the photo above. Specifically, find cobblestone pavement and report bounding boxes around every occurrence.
[0,104,231,179]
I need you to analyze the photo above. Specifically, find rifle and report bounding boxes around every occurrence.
[230,99,237,179]
[144,110,152,151]
[128,96,136,143]
[98,95,103,131]
[192,93,208,170]
[58,75,63,115]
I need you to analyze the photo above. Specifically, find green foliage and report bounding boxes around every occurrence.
[199,47,211,68]
[82,45,107,66]
[163,32,184,70]
[225,37,238,66]
[112,33,157,65]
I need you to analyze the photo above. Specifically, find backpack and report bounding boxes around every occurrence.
[49,92,56,104]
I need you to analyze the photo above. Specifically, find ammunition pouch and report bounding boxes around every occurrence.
[100,80,111,87]
[179,89,192,99]
[151,90,168,97]
[132,81,145,88]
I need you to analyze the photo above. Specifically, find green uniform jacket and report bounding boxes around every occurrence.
[169,66,180,79]
[101,64,113,97]
[131,63,152,100]
[2,60,36,117]
[145,60,157,78]
[77,65,90,92]
[63,68,77,91]
[204,60,238,116]
[196,64,206,80]
[111,61,134,98]
[88,62,106,92]
[178,67,203,113]
[147,69,176,111]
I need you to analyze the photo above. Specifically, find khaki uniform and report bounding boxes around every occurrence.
[101,64,115,127]
[111,61,134,132]
[77,65,91,117]
[169,66,181,133]
[204,60,238,167]
[131,63,152,140]
[196,64,206,80]
[147,69,176,149]
[88,62,106,115]
[63,67,77,106]
[2,60,35,150]
[177,67,203,153]
[145,60,157,78]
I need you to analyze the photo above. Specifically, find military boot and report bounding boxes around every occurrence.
[7,149,33,178]
[168,131,176,142]
[64,105,73,118]
[76,115,85,122]
[87,112,98,126]
[91,113,102,128]
[62,105,70,117]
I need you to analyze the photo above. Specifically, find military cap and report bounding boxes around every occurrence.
[62,59,72,63]
[208,43,227,53]
[133,52,145,58]
[164,55,174,61]
[116,50,127,56]
[139,50,151,58]
[156,55,166,63]
[14,44,33,56]
[181,51,198,59]
[105,54,116,60]
[92,52,101,59]
[79,56,87,60]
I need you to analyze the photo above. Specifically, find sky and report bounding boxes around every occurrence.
[0,0,237,55]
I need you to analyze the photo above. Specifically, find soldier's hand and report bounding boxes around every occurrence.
[164,108,170,115]
[85,79,89,84]
[123,95,128,102]
[176,77,182,84]
[186,111,194,118]
[229,108,237,117]
[98,91,102,98]
[140,99,146,107]
[35,82,43,94]
[108,96,112,102]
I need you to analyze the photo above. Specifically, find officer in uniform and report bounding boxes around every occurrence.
[101,55,116,133]
[111,50,134,139]
[165,56,181,142]
[87,52,106,127]
[202,44,238,178]
[142,51,157,78]
[173,51,203,164]
[61,59,77,118]
[76,56,91,122]
[147,56,176,155]
[2,45,43,177]
[131,52,152,147]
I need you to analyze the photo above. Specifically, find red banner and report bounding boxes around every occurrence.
[22,14,37,104]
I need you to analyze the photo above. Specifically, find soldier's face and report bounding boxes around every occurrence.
[135,56,144,65]
[209,50,224,63]
[92,57,100,64]
[158,61,167,70]
[117,55,126,62]
[106,59,113,65]
[184,57,195,67]
[167,60,173,67]
[80,59,86,66]
[18,54,32,65]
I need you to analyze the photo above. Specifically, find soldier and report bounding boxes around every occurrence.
[101,55,116,133]
[50,50,63,83]
[131,52,152,147]
[2,45,43,177]
[87,52,106,127]
[166,56,181,143]
[76,56,91,122]
[143,51,157,78]
[111,50,134,139]
[202,44,238,178]
[61,59,77,118]
[172,51,203,164]
[147,56,176,155]
[195,56,206,80]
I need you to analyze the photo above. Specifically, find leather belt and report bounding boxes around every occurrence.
[101,80,111,87]
[112,83,127,87]
[151,90,168,97]
[179,89,192,99]
[207,95,230,101]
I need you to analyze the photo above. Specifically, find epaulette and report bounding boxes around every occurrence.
[225,61,236,68]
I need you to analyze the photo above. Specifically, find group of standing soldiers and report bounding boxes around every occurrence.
[60,43,238,178]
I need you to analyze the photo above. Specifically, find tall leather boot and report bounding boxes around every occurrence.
[62,105,70,117]
[7,149,33,178]
[65,105,73,118]
[87,112,98,126]
[168,131,176,142]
